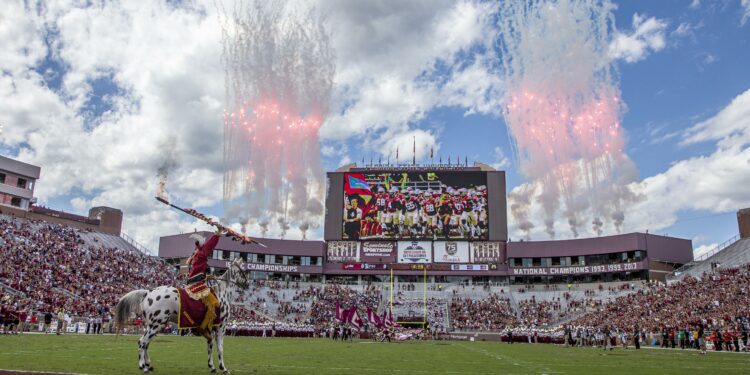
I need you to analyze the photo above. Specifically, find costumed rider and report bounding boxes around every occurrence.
[186,229,225,331]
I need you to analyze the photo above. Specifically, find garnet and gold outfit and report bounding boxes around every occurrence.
[186,233,220,330]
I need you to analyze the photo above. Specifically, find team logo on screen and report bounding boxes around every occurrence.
[445,242,458,255]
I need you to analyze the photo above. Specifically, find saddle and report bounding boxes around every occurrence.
[177,287,221,330]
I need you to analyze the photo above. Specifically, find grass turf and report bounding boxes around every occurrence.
[0,334,748,374]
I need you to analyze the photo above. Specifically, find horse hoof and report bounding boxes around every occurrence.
[222,370,230,375]
[210,369,216,373]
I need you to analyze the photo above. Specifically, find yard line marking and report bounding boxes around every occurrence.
[452,343,563,375]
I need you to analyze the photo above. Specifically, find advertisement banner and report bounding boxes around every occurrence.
[434,241,470,263]
[326,241,360,263]
[450,264,490,271]
[342,263,389,270]
[397,241,432,263]
[471,242,502,263]
[360,241,397,263]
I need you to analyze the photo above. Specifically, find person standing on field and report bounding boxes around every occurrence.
[56,307,65,335]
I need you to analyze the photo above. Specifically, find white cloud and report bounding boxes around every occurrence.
[634,88,750,227]
[672,22,693,38]
[1,1,225,249]
[742,0,750,26]
[690,0,701,9]
[609,13,668,63]
[0,0,502,249]
[693,243,718,259]
[320,0,500,146]
[491,147,511,171]
[682,89,750,146]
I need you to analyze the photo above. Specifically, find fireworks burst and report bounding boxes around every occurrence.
[498,0,638,238]
[221,1,334,238]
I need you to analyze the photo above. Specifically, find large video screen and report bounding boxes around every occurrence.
[342,171,488,240]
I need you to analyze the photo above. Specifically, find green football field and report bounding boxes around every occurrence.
[0,334,748,375]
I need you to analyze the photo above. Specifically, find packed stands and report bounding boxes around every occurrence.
[449,293,517,331]
[571,264,750,336]
[3,210,748,347]
[0,213,178,326]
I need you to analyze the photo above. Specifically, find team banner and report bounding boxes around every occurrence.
[471,241,502,263]
[397,241,432,263]
[511,262,643,276]
[433,241,470,263]
[360,241,397,263]
[326,241,360,263]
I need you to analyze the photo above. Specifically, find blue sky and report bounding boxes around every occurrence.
[2,0,749,254]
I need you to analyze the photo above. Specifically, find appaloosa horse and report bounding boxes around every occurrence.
[114,258,248,373]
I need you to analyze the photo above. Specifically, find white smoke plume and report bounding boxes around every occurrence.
[221,1,334,237]
[156,139,178,201]
[498,0,640,239]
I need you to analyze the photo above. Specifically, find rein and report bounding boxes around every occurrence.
[207,267,247,290]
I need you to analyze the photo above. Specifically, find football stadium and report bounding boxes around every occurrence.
[3,1,750,374]
[2,156,750,374]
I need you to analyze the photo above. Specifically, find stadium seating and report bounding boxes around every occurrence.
[669,237,750,282]
[0,214,178,322]
[571,264,750,333]
[4,212,747,343]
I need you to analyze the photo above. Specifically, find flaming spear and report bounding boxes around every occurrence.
[155,197,265,247]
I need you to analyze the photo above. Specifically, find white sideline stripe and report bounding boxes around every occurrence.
[267,364,523,374]
[642,346,750,355]
[0,370,88,375]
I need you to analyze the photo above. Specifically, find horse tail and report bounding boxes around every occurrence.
[114,289,148,337]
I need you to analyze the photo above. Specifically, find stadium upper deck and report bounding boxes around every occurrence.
[159,162,693,284]
[158,231,691,283]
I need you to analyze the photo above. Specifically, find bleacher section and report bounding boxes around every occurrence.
[669,237,750,282]
[78,231,145,256]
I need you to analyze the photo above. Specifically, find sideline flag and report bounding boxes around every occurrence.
[350,308,363,329]
[335,301,343,322]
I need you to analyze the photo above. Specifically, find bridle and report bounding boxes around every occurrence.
[206,262,248,290]
[226,261,249,290]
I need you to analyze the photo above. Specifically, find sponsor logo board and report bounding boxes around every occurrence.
[434,241,470,263]
[397,241,432,263]
[471,242,501,263]
[327,241,360,262]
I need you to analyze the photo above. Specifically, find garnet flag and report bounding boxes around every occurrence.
[350,308,363,329]
[335,301,343,322]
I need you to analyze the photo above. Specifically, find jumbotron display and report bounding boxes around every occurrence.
[340,171,489,240]
[325,166,507,242]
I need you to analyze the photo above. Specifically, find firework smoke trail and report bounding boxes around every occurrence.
[221,1,334,238]
[498,0,638,238]
[156,139,178,201]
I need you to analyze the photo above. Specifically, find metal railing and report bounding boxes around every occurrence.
[670,234,741,277]
[694,234,740,262]
[120,232,155,256]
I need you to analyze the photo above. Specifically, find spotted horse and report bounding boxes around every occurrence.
[114,258,248,373]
